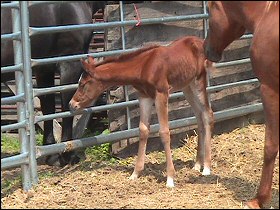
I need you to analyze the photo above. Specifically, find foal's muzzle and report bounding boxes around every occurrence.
[69,99,80,112]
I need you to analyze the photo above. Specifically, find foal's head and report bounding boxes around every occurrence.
[204,1,246,62]
[69,56,109,111]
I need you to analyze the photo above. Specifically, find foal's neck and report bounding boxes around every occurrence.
[93,45,159,86]
[94,60,142,86]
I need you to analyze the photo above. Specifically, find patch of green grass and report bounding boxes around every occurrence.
[36,132,44,146]
[84,128,118,164]
[1,175,22,194]
[1,132,45,154]
[2,127,116,167]
[1,134,20,154]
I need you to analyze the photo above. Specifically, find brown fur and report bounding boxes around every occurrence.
[70,36,214,187]
[95,45,160,67]
[204,1,279,208]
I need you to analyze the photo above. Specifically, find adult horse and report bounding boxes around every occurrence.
[204,1,279,208]
[1,2,106,166]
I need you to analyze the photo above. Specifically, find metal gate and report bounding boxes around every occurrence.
[1,1,262,191]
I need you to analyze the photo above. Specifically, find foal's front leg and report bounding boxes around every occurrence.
[130,96,154,180]
[183,79,214,176]
[155,92,175,188]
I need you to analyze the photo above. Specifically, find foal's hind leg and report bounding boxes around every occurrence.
[183,78,213,176]
[130,96,154,180]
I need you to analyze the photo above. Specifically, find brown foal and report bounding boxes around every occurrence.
[69,36,214,187]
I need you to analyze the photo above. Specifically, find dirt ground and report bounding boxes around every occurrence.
[1,124,279,209]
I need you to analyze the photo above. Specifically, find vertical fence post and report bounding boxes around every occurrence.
[19,1,38,187]
[202,1,211,106]
[119,1,131,131]
[11,0,32,191]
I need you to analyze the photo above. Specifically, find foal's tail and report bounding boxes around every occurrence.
[204,59,216,72]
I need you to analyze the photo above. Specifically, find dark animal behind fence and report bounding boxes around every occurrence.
[1,2,107,166]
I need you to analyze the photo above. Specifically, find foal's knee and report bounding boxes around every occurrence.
[159,129,171,144]
[139,122,150,140]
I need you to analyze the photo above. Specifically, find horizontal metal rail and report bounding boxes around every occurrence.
[1,64,23,74]
[1,93,25,105]
[35,103,263,158]
[32,77,259,107]
[29,14,209,36]
[34,77,260,124]
[1,31,21,41]
[1,152,29,170]
[1,120,27,132]
[207,78,259,92]
[34,99,139,123]
[28,1,82,7]
[214,58,251,68]
[0,1,19,9]
[17,41,252,68]
[31,57,255,98]
[31,48,138,66]
[33,84,78,97]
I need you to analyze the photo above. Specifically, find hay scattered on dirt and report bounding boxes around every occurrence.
[1,124,279,209]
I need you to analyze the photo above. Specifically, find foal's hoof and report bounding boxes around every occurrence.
[243,199,261,209]
[166,177,175,188]
[202,167,211,176]
[193,162,202,172]
[129,172,139,180]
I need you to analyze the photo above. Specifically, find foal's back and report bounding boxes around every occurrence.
[148,36,207,92]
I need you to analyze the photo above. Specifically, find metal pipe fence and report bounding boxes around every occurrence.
[1,1,261,191]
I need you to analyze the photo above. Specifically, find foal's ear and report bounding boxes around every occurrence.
[80,58,91,73]
[87,55,95,64]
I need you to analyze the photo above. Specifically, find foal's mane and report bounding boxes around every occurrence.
[95,44,160,67]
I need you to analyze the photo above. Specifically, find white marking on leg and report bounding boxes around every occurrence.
[202,167,211,176]
[166,176,175,188]
[193,162,202,172]
[129,171,139,180]
[243,204,250,209]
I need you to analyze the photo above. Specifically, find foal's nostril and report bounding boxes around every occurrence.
[69,101,76,112]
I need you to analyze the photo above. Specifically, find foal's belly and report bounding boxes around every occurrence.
[168,69,197,92]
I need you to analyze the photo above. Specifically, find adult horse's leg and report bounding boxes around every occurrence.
[246,85,279,208]
[183,77,214,176]
[154,92,175,187]
[59,61,85,165]
[129,96,154,180]
[245,30,279,208]
[35,65,60,166]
